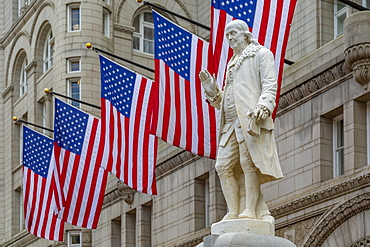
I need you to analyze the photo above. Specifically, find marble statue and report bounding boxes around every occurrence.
[199,20,283,224]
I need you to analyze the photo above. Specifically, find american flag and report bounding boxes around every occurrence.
[99,55,158,195]
[210,0,297,117]
[22,126,65,241]
[152,11,218,159]
[53,98,108,229]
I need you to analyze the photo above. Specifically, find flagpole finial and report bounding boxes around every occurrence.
[86,43,92,49]
[136,0,143,3]
[44,88,51,94]
[12,116,18,122]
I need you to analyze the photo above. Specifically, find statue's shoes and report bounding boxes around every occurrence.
[221,213,239,221]
[239,209,256,219]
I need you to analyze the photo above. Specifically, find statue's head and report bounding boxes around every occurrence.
[225,20,253,51]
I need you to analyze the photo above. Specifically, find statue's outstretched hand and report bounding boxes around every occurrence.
[199,69,217,97]
[253,105,270,122]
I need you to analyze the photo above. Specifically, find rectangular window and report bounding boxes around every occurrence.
[68,231,81,247]
[333,115,344,177]
[103,9,110,37]
[195,173,209,230]
[125,210,136,246]
[15,188,24,232]
[67,79,81,107]
[334,1,347,37]
[68,5,81,32]
[67,58,81,73]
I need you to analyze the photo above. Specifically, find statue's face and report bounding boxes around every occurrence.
[225,25,248,51]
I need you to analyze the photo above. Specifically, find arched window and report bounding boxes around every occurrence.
[43,30,53,72]
[133,12,154,54]
[20,58,28,97]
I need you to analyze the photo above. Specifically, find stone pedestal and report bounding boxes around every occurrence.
[211,218,274,236]
[197,219,296,247]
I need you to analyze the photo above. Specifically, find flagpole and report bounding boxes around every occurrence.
[13,116,54,133]
[86,43,155,73]
[143,1,211,31]
[44,88,101,110]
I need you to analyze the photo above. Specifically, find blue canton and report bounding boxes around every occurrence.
[54,98,88,156]
[23,126,53,178]
[153,11,192,81]
[212,0,257,26]
[100,56,135,118]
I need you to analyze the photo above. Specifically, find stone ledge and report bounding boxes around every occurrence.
[211,219,274,236]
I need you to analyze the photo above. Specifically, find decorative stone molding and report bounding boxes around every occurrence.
[102,189,122,207]
[302,191,370,247]
[350,236,370,247]
[156,150,197,178]
[343,11,370,88]
[277,61,351,115]
[270,173,370,218]
[174,233,210,247]
[2,85,14,98]
[114,23,135,34]
[117,181,136,204]
[344,44,370,88]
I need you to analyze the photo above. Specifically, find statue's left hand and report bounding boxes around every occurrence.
[253,105,270,122]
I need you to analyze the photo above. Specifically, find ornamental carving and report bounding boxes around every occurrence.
[270,173,370,218]
[350,236,370,247]
[114,23,135,34]
[117,181,136,204]
[173,233,210,247]
[277,61,351,115]
[344,44,370,88]
[156,150,198,178]
[302,191,370,247]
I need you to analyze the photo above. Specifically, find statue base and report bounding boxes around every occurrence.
[211,218,274,236]
[196,219,296,247]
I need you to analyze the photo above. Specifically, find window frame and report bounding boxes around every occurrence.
[67,78,81,108]
[333,114,344,177]
[68,4,81,32]
[43,30,54,73]
[363,0,370,8]
[133,11,154,55]
[67,231,82,247]
[20,58,28,97]
[334,0,347,37]
[103,8,110,37]
[67,57,81,73]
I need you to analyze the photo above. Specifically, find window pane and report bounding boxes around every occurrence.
[71,235,80,244]
[71,81,80,107]
[133,36,140,50]
[70,61,80,72]
[336,13,346,36]
[336,120,344,147]
[144,40,154,54]
[144,26,154,40]
[71,7,80,31]
[144,12,153,23]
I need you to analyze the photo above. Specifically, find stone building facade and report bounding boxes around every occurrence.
[0,0,369,246]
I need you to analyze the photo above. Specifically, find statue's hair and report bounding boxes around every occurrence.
[225,20,259,45]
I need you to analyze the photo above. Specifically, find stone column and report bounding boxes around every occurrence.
[344,11,370,89]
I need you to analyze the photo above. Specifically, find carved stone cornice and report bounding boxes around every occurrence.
[350,236,370,247]
[270,173,370,218]
[156,151,198,178]
[117,181,136,204]
[114,23,135,34]
[277,61,351,116]
[302,191,370,247]
[2,85,14,98]
[173,233,210,247]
